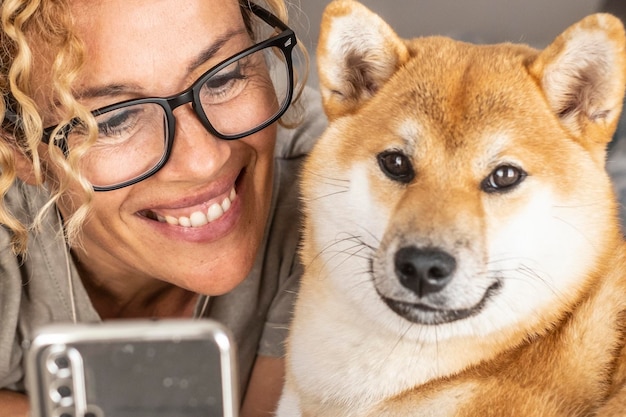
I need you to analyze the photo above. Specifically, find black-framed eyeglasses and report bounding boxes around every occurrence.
[13,3,296,192]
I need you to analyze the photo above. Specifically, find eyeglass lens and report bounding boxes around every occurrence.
[68,44,290,189]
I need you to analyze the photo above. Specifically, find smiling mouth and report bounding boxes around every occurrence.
[141,186,237,228]
[380,281,502,325]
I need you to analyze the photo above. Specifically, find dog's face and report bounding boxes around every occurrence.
[302,1,626,343]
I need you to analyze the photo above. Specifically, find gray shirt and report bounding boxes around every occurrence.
[0,87,326,397]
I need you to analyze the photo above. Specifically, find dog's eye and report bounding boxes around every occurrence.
[377,151,415,183]
[482,165,526,192]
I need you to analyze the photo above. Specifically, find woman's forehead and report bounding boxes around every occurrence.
[70,0,243,66]
[52,0,247,100]
[24,0,249,119]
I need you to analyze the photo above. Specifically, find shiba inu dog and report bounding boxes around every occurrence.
[276,1,626,416]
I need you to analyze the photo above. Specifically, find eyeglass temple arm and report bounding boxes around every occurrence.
[247,2,290,32]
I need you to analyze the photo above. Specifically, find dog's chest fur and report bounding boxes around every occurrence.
[290,249,626,417]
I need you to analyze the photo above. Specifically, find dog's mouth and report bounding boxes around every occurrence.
[379,281,502,325]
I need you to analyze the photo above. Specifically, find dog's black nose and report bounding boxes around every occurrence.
[394,246,456,297]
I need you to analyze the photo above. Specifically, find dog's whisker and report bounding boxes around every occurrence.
[434,324,442,377]
[386,319,417,362]
[551,201,608,210]
[309,234,368,266]
[321,242,372,262]
[500,264,560,291]
[489,270,562,300]
[306,189,350,202]
[303,169,351,184]
[353,224,382,246]
[551,214,599,250]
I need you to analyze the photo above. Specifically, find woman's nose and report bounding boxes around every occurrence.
[156,104,231,182]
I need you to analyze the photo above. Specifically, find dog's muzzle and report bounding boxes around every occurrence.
[376,245,500,325]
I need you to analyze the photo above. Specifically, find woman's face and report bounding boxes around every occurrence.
[36,0,278,294]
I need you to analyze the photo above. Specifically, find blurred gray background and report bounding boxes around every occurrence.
[288,0,625,86]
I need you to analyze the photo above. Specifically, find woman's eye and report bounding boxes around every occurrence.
[377,150,415,183]
[97,109,139,136]
[202,62,248,101]
[66,107,143,148]
[482,164,526,192]
[206,70,244,90]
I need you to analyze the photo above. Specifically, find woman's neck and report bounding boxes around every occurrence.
[73,254,198,320]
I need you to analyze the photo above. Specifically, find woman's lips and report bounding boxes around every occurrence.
[161,187,236,227]
[140,186,237,228]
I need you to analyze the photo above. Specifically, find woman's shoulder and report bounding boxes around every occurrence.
[1,179,98,321]
[0,182,52,390]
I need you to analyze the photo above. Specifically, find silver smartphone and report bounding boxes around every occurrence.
[26,319,239,417]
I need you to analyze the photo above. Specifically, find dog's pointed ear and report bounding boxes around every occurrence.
[316,0,410,121]
[529,13,626,146]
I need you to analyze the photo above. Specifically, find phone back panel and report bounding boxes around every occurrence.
[26,319,238,417]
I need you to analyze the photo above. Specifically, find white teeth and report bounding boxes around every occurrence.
[207,203,224,222]
[154,186,237,228]
[221,197,231,212]
[165,215,179,226]
[190,211,208,227]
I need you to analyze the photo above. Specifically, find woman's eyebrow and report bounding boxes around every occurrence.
[75,83,141,101]
[75,28,249,101]
[187,28,248,74]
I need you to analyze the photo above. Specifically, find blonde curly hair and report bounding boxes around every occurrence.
[0,0,308,255]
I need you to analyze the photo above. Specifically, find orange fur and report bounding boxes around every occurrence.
[277,2,626,416]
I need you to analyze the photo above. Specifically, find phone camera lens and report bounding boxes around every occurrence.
[47,352,72,378]
[57,385,72,398]
[49,380,73,406]
[55,356,70,370]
